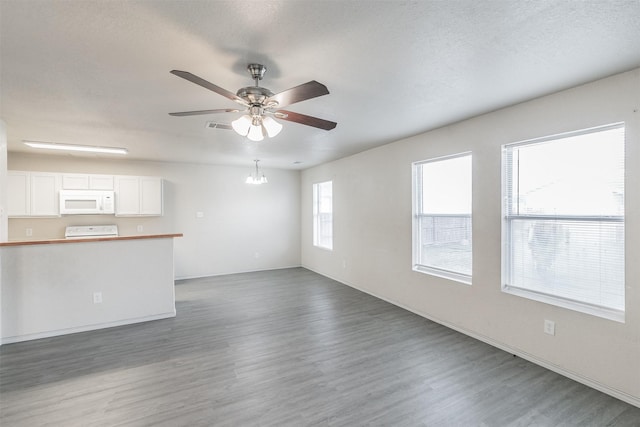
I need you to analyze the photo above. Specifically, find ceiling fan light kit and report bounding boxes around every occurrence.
[170,63,337,141]
[247,122,265,142]
[231,105,284,142]
[231,114,252,136]
[261,116,283,138]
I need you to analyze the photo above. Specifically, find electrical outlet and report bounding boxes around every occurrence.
[544,319,555,336]
[254,252,260,259]
[93,292,103,304]
[196,211,204,218]
[26,228,33,237]
[137,225,144,232]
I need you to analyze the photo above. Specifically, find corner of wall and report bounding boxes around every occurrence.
[0,118,7,346]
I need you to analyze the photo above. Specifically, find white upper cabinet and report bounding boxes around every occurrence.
[62,173,114,190]
[114,176,140,216]
[8,171,60,217]
[140,177,163,215]
[9,171,163,217]
[115,175,163,216]
[8,171,30,217]
[30,172,61,216]
[90,175,115,190]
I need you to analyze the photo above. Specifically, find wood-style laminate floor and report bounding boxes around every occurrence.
[1,267,639,426]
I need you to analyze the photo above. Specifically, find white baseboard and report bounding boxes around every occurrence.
[175,264,303,281]
[303,265,640,409]
[1,311,176,345]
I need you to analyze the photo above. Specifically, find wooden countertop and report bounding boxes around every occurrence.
[0,233,183,247]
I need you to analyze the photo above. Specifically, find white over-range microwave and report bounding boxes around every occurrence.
[59,190,115,215]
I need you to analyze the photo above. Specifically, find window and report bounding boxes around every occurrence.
[313,181,333,250]
[413,153,472,283]
[502,123,625,321]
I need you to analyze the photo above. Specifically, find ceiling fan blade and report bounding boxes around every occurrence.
[267,81,329,108]
[169,108,241,117]
[276,110,337,131]
[170,70,248,106]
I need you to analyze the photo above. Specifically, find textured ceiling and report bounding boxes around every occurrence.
[1,0,639,169]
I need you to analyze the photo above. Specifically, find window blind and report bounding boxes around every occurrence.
[503,124,625,315]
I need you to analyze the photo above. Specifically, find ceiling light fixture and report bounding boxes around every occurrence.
[245,159,268,185]
[23,141,128,155]
[231,106,283,142]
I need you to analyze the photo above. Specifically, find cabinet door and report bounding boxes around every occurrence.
[89,175,114,190]
[8,171,30,217]
[63,174,114,190]
[30,172,60,216]
[115,176,141,215]
[140,177,163,215]
[62,174,90,189]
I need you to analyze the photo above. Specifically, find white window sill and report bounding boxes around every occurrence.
[413,265,472,285]
[502,285,625,323]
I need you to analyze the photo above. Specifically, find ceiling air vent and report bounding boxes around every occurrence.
[205,121,233,130]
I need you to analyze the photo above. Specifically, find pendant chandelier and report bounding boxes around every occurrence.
[246,159,268,185]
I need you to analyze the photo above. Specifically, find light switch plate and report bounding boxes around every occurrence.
[93,292,103,304]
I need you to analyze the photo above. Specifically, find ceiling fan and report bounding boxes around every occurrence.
[169,64,337,141]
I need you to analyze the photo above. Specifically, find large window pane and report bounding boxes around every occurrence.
[313,181,333,250]
[417,215,472,275]
[413,153,472,283]
[507,127,624,217]
[508,218,624,311]
[503,124,625,319]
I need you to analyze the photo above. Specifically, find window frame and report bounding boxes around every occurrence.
[501,123,625,322]
[313,180,333,250]
[412,152,472,285]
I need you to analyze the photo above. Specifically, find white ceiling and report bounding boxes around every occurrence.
[1,0,639,170]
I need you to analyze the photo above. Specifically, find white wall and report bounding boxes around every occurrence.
[0,120,7,241]
[301,69,640,406]
[0,119,7,343]
[7,155,301,278]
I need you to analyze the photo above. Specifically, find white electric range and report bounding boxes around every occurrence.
[64,225,119,239]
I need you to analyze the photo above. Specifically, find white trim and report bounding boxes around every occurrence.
[413,265,472,285]
[174,264,303,281]
[411,150,473,167]
[503,285,625,323]
[302,265,640,409]
[0,311,176,345]
[505,122,625,149]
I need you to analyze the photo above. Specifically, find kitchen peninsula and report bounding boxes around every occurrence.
[0,233,182,344]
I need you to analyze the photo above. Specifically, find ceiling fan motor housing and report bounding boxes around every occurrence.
[236,86,275,106]
[236,64,278,107]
